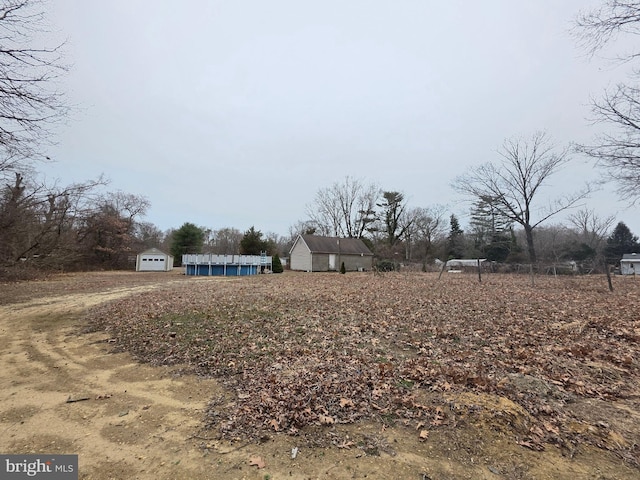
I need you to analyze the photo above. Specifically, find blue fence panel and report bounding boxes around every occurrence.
[185,263,260,276]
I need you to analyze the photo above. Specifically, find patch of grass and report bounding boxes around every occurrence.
[380,413,398,426]
[397,379,414,390]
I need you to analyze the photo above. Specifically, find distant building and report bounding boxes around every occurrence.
[289,234,373,272]
[620,253,640,275]
[136,248,174,272]
[445,259,487,269]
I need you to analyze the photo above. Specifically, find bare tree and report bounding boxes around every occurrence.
[568,207,616,251]
[135,221,165,250]
[0,0,67,168]
[574,1,640,59]
[307,187,340,236]
[209,227,243,254]
[575,84,640,203]
[454,132,591,264]
[75,190,149,268]
[105,191,150,229]
[534,224,575,265]
[573,1,640,203]
[306,176,379,237]
[0,172,106,269]
[406,205,446,264]
[288,220,316,237]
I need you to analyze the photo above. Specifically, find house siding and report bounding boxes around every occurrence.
[310,253,373,272]
[621,253,640,275]
[342,254,373,271]
[312,253,331,271]
[290,238,312,271]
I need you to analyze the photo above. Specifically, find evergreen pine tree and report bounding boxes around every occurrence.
[170,223,205,265]
[605,222,640,264]
[447,214,465,258]
[469,198,512,261]
[239,226,267,255]
[272,254,284,273]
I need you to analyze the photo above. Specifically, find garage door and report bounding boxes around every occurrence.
[140,256,166,271]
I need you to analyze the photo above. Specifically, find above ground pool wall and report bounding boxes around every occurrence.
[182,254,272,276]
[185,264,259,276]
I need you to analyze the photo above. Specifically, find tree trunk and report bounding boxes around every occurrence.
[524,225,537,264]
[602,256,614,292]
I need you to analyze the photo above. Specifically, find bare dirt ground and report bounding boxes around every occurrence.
[0,271,638,480]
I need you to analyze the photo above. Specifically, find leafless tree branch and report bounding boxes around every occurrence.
[0,0,68,168]
[454,132,592,263]
[573,1,640,203]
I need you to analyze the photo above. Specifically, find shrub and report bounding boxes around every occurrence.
[376,260,395,272]
[272,254,284,274]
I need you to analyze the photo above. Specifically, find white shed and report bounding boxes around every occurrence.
[445,259,487,269]
[621,253,640,275]
[136,248,174,272]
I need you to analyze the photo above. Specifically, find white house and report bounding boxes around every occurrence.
[136,248,174,272]
[621,253,640,275]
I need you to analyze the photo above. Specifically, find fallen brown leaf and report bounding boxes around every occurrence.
[340,398,355,408]
[249,456,265,469]
[319,414,335,425]
[86,272,640,466]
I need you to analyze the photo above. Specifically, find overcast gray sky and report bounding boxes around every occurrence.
[42,0,639,237]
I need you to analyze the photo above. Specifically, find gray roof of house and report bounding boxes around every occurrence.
[301,235,373,256]
[622,253,640,260]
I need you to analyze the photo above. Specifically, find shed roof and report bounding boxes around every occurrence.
[139,248,170,257]
[622,253,640,261]
[446,258,487,267]
[299,235,373,256]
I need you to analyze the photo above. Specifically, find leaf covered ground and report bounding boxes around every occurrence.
[87,272,640,468]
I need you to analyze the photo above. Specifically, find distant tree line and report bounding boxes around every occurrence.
[290,175,639,273]
[4,166,637,279]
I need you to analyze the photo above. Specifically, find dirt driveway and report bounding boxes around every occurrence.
[0,272,638,479]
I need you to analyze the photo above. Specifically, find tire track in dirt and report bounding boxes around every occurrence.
[0,283,226,480]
